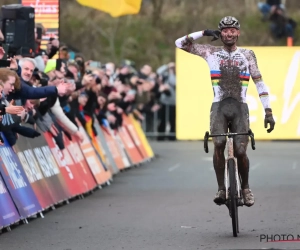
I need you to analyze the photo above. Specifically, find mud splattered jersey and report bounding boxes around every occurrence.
[178,37,270,108]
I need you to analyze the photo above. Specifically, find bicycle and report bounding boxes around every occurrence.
[203,127,256,237]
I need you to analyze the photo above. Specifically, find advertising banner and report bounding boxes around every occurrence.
[0,173,20,229]
[15,137,54,209]
[75,119,112,185]
[15,128,71,206]
[122,114,148,160]
[22,0,60,50]
[0,134,42,219]
[63,135,97,193]
[43,132,83,197]
[117,125,143,165]
[176,47,300,140]
[128,114,154,158]
[93,119,124,172]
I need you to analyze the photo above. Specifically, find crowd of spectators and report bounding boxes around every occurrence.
[0,24,177,151]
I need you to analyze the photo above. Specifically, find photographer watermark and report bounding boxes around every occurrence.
[260,234,300,242]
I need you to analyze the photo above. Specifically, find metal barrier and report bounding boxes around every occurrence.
[141,104,176,139]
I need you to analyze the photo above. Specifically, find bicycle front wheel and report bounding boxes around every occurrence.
[228,158,239,237]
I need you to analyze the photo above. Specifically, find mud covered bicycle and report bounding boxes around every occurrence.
[204,128,256,237]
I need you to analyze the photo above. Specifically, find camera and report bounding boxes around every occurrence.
[85,70,101,84]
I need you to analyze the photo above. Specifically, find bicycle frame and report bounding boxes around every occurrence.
[204,129,256,201]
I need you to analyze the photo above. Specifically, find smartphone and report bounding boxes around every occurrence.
[0,59,10,68]
[66,79,75,84]
[89,61,101,68]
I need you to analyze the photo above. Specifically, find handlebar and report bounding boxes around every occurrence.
[204,129,256,153]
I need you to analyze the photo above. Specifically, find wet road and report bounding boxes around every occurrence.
[1,141,300,250]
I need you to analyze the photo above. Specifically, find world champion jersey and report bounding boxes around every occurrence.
[177,37,270,109]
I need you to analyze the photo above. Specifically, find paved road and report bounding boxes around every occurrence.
[1,141,300,250]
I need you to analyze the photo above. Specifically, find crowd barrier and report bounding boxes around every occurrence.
[0,114,154,232]
[176,46,300,140]
[141,105,176,139]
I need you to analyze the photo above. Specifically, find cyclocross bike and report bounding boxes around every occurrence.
[203,126,256,237]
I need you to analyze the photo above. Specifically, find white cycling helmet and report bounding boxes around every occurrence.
[218,16,240,30]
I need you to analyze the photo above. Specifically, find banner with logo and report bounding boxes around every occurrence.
[117,125,143,165]
[0,173,20,229]
[0,134,42,219]
[22,0,60,50]
[43,132,83,197]
[122,114,148,160]
[93,118,124,172]
[75,119,112,185]
[15,128,72,206]
[176,46,300,140]
[15,137,55,209]
[128,114,154,158]
[63,134,97,193]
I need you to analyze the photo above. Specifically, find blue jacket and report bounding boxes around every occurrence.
[7,79,58,102]
[7,64,57,102]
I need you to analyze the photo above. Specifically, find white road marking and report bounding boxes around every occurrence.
[181,226,197,229]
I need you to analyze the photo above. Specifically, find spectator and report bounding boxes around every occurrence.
[156,62,176,141]
[258,0,285,21]
[269,6,297,39]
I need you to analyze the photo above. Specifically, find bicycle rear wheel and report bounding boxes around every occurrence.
[228,158,239,237]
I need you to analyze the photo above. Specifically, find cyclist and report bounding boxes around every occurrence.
[175,16,275,207]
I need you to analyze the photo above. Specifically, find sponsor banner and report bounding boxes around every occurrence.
[75,119,112,185]
[29,135,72,201]
[93,118,124,172]
[22,0,60,50]
[0,173,20,228]
[63,134,97,192]
[128,114,154,158]
[15,126,71,205]
[122,114,148,160]
[84,116,111,172]
[43,132,82,197]
[14,136,54,209]
[176,47,300,140]
[117,124,143,165]
[0,134,42,218]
